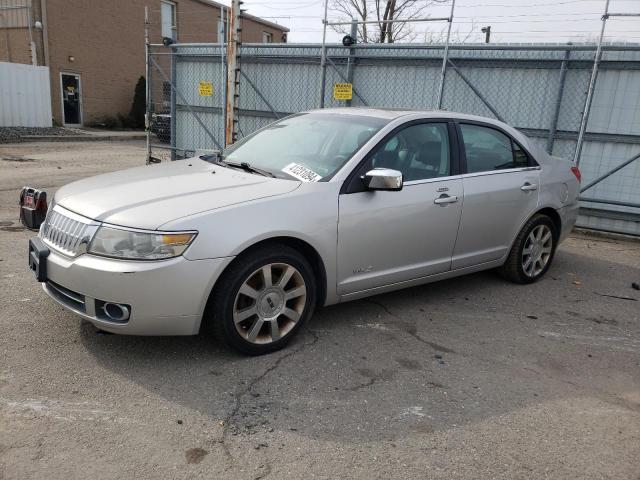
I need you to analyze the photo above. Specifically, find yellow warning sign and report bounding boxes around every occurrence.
[333,83,353,101]
[199,81,213,97]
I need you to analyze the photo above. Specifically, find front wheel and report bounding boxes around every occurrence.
[500,214,557,284]
[207,244,316,355]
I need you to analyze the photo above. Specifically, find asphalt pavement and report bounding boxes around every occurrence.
[1,141,639,479]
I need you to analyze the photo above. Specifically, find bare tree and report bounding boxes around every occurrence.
[329,0,450,43]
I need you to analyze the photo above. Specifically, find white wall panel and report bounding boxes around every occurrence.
[0,61,52,127]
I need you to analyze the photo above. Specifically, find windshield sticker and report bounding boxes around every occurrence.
[282,163,322,182]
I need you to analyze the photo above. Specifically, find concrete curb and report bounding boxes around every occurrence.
[573,227,640,242]
[20,134,147,142]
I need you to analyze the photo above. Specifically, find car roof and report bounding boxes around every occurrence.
[306,107,498,123]
[305,107,543,160]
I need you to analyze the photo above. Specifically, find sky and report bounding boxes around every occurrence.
[237,0,640,44]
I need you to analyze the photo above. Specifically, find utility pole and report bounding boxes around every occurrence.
[481,25,491,43]
[225,0,242,146]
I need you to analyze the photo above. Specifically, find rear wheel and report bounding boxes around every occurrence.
[207,244,316,355]
[500,214,557,284]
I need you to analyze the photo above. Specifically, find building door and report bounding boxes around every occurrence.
[61,73,82,126]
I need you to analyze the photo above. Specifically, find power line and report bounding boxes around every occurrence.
[245,0,323,10]
[458,0,637,6]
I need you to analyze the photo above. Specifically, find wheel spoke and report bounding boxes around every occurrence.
[542,231,552,244]
[278,266,295,288]
[281,307,300,323]
[262,265,273,288]
[542,246,552,254]
[534,258,543,274]
[527,232,536,245]
[247,318,264,342]
[239,283,260,299]
[284,285,306,301]
[535,226,544,241]
[522,246,533,255]
[234,306,257,324]
[270,320,281,341]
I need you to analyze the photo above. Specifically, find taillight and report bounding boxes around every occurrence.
[570,166,581,183]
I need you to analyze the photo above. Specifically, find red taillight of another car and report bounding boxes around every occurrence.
[570,166,581,183]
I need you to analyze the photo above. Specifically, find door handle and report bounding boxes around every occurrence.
[521,182,538,192]
[434,194,458,205]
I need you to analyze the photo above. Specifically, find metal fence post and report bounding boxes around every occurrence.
[436,0,456,110]
[319,0,329,108]
[574,0,610,165]
[144,6,151,165]
[218,16,227,147]
[546,45,571,154]
[170,46,177,160]
[345,19,357,107]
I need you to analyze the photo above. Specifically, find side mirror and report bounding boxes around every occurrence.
[362,168,403,191]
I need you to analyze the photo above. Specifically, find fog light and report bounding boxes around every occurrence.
[95,300,131,323]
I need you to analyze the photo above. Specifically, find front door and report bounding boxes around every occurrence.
[61,73,82,126]
[337,121,463,295]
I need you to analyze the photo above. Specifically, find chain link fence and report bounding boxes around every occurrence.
[147,41,640,235]
[147,44,225,162]
[147,45,173,162]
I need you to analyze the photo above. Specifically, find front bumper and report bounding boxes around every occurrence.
[41,246,232,335]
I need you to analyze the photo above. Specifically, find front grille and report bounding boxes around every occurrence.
[40,206,99,257]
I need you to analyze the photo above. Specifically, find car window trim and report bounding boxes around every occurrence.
[455,120,539,175]
[340,119,461,195]
[403,174,463,187]
[461,166,541,179]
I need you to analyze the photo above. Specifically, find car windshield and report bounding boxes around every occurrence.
[221,113,388,181]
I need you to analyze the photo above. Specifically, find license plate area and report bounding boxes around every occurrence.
[29,236,50,282]
[19,187,48,231]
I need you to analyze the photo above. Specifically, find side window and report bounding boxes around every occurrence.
[366,123,450,182]
[161,1,177,40]
[513,142,531,167]
[460,124,530,173]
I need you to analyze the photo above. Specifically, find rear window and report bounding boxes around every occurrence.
[460,123,530,173]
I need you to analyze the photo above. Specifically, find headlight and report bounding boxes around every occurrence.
[87,226,197,260]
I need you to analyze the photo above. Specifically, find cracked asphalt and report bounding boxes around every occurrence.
[1,141,640,479]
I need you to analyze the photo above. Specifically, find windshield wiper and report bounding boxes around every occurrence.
[199,153,275,178]
[199,151,223,164]
[224,161,276,178]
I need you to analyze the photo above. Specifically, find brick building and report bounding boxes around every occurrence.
[0,0,288,126]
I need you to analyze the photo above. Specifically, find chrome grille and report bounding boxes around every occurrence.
[40,206,99,257]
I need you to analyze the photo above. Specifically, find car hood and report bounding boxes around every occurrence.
[55,158,300,229]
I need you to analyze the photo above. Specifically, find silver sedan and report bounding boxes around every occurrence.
[29,109,580,355]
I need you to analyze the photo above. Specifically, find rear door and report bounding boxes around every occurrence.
[452,122,540,269]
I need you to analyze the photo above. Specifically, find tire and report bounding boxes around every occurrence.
[206,244,317,355]
[499,214,557,284]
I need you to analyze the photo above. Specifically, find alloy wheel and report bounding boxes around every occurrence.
[521,224,553,278]
[233,263,307,344]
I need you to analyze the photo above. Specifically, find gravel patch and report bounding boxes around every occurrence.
[0,127,87,143]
